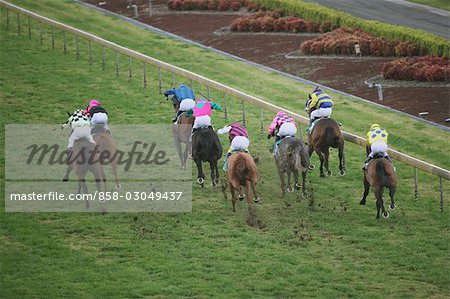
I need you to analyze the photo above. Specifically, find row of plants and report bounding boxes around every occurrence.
[300,28,426,57]
[168,0,258,12]
[249,0,450,57]
[230,11,337,33]
[382,56,450,82]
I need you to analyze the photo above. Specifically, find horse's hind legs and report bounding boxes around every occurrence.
[389,187,396,210]
[338,143,346,176]
[195,159,205,187]
[286,171,293,193]
[277,168,286,197]
[62,164,73,181]
[360,175,370,205]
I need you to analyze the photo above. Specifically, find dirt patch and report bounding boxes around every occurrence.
[85,0,450,127]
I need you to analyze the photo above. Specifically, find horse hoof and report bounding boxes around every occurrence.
[320,173,325,178]
[294,183,302,190]
[287,187,293,193]
[197,177,204,185]
[308,165,315,170]
[339,170,345,176]
[382,211,389,218]
[214,178,220,185]
[389,203,396,210]
[359,199,366,205]
[238,194,245,201]
[253,197,260,203]
[302,192,307,199]
[62,177,69,182]
[114,183,122,190]
[327,171,332,177]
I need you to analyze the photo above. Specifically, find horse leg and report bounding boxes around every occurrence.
[209,160,218,188]
[301,170,307,197]
[388,186,397,210]
[62,164,73,181]
[245,181,253,211]
[195,159,205,187]
[323,147,332,176]
[286,170,293,193]
[174,137,184,168]
[375,187,388,219]
[182,142,189,170]
[338,142,346,176]
[294,169,301,191]
[360,174,370,205]
[78,178,89,210]
[230,183,237,212]
[277,168,286,197]
[317,150,325,177]
[111,156,121,190]
[251,180,259,203]
[308,142,315,170]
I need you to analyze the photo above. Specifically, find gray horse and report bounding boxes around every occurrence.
[274,137,310,197]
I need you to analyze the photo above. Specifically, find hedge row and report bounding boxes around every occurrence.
[230,11,336,33]
[300,28,426,57]
[382,56,450,82]
[250,0,450,57]
[168,0,261,11]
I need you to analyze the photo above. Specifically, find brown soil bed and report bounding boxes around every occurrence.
[85,0,450,127]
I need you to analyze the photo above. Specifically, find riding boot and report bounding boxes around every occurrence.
[362,156,372,170]
[172,110,182,123]
[222,152,231,171]
[384,155,393,163]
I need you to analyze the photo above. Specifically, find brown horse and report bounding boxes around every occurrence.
[308,118,345,177]
[92,127,121,189]
[224,152,259,212]
[172,111,194,170]
[360,157,397,219]
[274,137,310,198]
[68,139,106,210]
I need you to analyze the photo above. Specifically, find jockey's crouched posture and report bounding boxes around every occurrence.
[186,98,221,140]
[267,111,297,154]
[305,88,333,134]
[64,109,96,153]
[218,122,250,171]
[84,99,111,133]
[363,124,393,170]
[164,84,196,122]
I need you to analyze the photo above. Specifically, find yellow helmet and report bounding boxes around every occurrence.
[370,124,381,130]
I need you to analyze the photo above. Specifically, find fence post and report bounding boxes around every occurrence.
[414,168,419,200]
[75,35,79,60]
[223,94,228,121]
[242,100,246,126]
[190,79,193,91]
[143,62,147,89]
[158,67,162,94]
[88,40,92,66]
[16,12,20,35]
[39,23,43,45]
[63,31,66,54]
[27,16,31,39]
[128,56,132,81]
[51,27,54,49]
[259,107,264,134]
[6,8,9,30]
[101,46,105,71]
[115,51,119,77]
[440,177,444,212]
[171,71,175,86]
[207,86,211,100]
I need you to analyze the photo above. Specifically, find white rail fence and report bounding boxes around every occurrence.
[0,1,448,208]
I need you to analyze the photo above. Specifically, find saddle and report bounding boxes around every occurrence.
[272,135,293,155]
[307,117,327,134]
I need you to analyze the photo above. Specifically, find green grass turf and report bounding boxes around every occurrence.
[0,1,449,297]
[406,0,450,10]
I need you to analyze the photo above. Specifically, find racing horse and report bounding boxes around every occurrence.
[172,111,194,170]
[274,137,310,197]
[191,127,222,188]
[308,118,345,177]
[360,156,397,219]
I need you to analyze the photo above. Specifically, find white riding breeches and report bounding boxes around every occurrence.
[230,136,250,151]
[193,115,211,129]
[369,141,388,157]
[277,122,297,137]
[68,126,95,148]
[310,108,332,120]
[180,99,195,111]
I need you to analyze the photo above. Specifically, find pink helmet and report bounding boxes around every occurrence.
[84,99,101,115]
[276,111,286,117]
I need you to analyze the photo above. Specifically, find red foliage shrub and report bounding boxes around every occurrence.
[383,56,450,82]
[168,0,249,11]
[300,28,425,57]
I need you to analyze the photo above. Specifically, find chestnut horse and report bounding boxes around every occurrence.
[274,137,310,197]
[308,118,345,177]
[192,127,222,188]
[225,152,259,212]
[360,157,397,219]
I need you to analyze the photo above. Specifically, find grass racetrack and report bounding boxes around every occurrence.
[0,0,449,297]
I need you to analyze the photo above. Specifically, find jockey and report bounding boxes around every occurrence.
[267,111,297,141]
[64,109,96,152]
[187,97,221,135]
[363,123,393,170]
[164,84,195,122]
[83,99,110,133]
[305,88,333,133]
[217,122,250,171]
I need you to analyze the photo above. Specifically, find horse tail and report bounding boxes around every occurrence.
[293,139,308,171]
[325,126,340,148]
[234,154,249,186]
[375,159,390,187]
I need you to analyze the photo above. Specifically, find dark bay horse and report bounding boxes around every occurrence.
[192,127,222,188]
[360,157,397,219]
[68,139,106,210]
[172,112,194,170]
[274,137,310,197]
[224,152,259,212]
[308,118,345,177]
